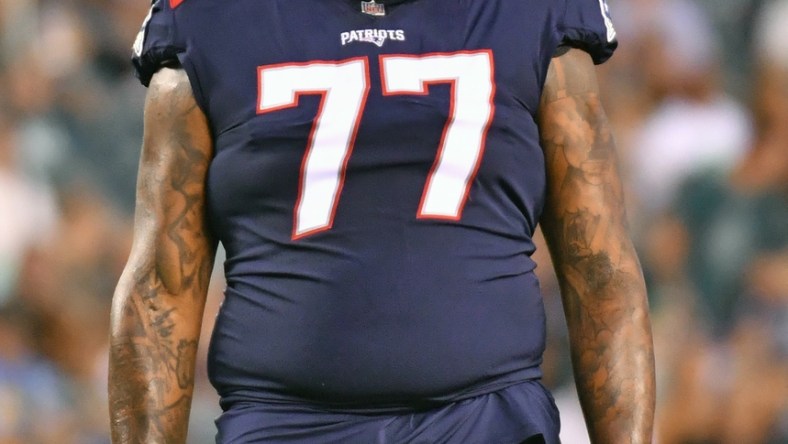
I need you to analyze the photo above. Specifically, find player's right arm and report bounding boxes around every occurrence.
[109,66,216,444]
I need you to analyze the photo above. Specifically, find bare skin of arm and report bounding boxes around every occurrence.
[109,66,216,443]
[537,48,656,443]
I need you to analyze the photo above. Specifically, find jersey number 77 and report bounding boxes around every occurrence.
[257,51,495,240]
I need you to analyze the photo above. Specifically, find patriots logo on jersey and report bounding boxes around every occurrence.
[340,29,406,47]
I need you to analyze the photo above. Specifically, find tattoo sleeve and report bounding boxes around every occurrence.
[538,49,656,443]
[109,67,216,444]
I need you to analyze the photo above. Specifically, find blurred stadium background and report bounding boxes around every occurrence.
[0,0,786,442]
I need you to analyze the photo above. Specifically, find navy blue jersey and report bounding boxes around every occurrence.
[133,0,617,412]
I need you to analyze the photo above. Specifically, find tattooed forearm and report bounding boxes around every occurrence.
[538,49,655,443]
[176,340,199,388]
[109,67,216,444]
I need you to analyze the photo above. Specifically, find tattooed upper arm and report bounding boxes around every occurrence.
[537,48,628,288]
[109,67,216,444]
[537,49,655,443]
[539,48,623,215]
[133,66,216,295]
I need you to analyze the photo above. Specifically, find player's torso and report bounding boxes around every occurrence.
[173,0,562,408]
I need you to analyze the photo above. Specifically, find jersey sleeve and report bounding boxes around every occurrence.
[560,0,618,64]
[131,0,183,87]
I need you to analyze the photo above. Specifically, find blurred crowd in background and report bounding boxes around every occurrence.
[0,0,785,442]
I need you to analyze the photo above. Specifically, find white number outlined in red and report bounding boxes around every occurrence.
[380,51,495,220]
[257,58,370,239]
[257,51,495,240]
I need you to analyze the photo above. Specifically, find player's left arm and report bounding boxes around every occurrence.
[537,48,656,443]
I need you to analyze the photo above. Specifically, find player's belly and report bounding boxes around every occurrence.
[207,255,546,408]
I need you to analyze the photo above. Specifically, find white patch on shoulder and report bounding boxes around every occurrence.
[133,6,154,58]
[598,0,617,42]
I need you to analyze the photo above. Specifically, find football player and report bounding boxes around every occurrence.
[110,0,655,442]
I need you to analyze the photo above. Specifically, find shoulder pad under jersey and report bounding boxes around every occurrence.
[560,0,618,64]
[131,0,185,86]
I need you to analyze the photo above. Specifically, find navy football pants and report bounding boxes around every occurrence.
[215,380,560,443]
